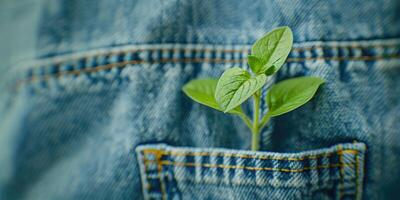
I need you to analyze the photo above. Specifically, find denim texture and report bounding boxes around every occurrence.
[0,0,400,200]
[136,143,366,200]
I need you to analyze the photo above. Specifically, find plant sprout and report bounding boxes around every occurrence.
[182,27,324,151]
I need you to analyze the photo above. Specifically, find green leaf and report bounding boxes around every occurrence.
[215,67,267,112]
[266,76,325,117]
[182,79,242,114]
[251,26,293,75]
[264,65,276,76]
[247,55,263,74]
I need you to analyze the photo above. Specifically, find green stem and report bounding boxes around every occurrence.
[251,90,261,151]
[251,126,260,151]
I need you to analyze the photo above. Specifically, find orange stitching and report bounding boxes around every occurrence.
[290,43,399,52]
[143,150,166,200]
[142,149,359,198]
[287,55,400,62]
[141,149,359,162]
[338,145,344,199]
[21,58,241,83]
[155,151,166,200]
[18,54,400,86]
[141,153,151,191]
[155,160,355,173]
[26,42,400,66]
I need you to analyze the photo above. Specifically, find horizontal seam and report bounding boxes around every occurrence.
[141,149,359,161]
[287,54,400,61]
[146,160,355,173]
[19,54,400,85]
[27,43,400,66]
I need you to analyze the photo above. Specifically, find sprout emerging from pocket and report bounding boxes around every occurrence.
[182,27,325,151]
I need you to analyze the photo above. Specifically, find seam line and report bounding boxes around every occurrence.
[338,145,344,200]
[141,149,359,161]
[141,154,151,192]
[143,150,166,200]
[20,54,400,86]
[24,42,400,66]
[143,160,355,173]
[142,148,362,198]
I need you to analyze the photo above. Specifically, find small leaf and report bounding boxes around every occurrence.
[247,55,263,74]
[252,26,293,74]
[215,67,267,112]
[182,79,242,114]
[264,65,276,76]
[266,77,325,117]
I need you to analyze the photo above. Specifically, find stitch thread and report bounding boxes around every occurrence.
[142,150,166,200]
[141,154,151,191]
[142,148,361,198]
[141,149,359,162]
[156,151,166,200]
[21,42,400,67]
[149,160,355,173]
[338,145,344,199]
[20,54,400,86]
[287,54,400,62]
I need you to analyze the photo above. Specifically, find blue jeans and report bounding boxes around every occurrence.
[0,0,399,199]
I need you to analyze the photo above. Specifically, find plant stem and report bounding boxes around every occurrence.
[251,90,261,151]
[251,126,260,151]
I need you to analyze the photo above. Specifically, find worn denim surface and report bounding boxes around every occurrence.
[0,0,399,199]
[136,143,366,199]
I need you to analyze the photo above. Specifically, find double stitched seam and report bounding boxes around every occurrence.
[19,54,400,85]
[142,149,359,171]
[141,154,151,192]
[18,43,400,86]
[338,145,344,200]
[148,160,355,173]
[142,148,360,198]
[143,149,358,161]
[142,150,166,200]
[21,42,400,66]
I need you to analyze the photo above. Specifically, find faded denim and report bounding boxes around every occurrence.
[136,143,366,199]
[0,0,399,199]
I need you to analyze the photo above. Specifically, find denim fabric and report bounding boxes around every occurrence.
[0,0,400,200]
[136,143,366,200]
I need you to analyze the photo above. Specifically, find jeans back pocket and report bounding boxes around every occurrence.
[136,142,365,200]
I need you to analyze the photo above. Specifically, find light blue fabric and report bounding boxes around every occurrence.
[136,143,366,199]
[0,0,399,199]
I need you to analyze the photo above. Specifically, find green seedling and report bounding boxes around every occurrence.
[182,27,325,151]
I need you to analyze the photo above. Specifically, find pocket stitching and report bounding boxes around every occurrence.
[338,145,344,199]
[147,159,354,173]
[138,143,365,199]
[142,149,357,200]
[142,149,167,200]
[141,148,359,173]
[142,148,358,161]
